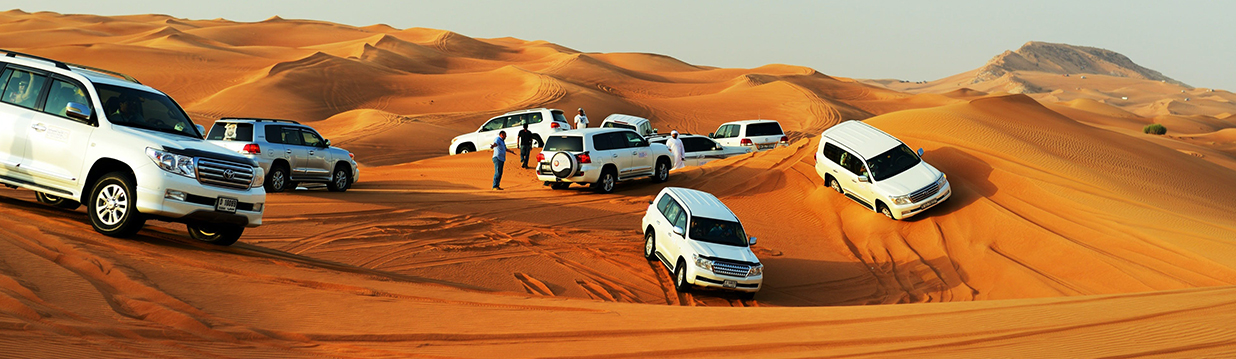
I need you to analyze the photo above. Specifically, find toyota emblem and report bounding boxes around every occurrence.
[223,169,235,180]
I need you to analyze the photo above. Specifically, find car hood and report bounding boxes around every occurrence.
[116,125,257,166]
[689,240,760,264]
[875,161,941,196]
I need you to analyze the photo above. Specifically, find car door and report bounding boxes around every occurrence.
[476,115,508,150]
[655,194,688,266]
[817,141,844,181]
[298,128,331,177]
[711,124,736,147]
[590,132,622,174]
[838,148,876,209]
[682,137,716,166]
[261,124,293,168]
[276,126,310,176]
[23,75,94,191]
[0,67,40,179]
[620,131,652,175]
[503,114,526,149]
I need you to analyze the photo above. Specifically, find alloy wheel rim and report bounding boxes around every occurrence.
[604,174,614,191]
[658,163,667,180]
[272,171,285,189]
[335,171,346,188]
[645,233,653,255]
[95,184,127,226]
[677,267,685,286]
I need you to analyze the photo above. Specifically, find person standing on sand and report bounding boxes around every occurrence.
[574,108,589,129]
[491,131,516,190]
[517,123,535,168]
[666,130,686,170]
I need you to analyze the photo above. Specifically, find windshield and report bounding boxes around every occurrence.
[543,135,583,152]
[95,84,201,138]
[867,144,921,181]
[602,122,636,131]
[688,216,748,247]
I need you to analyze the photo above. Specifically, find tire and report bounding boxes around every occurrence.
[327,166,351,192]
[829,176,843,194]
[186,223,244,246]
[35,192,81,210]
[265,164,290,193]
[643,229,656,260]
[549,151,578,179]
[652,158,669,183]
[881,205,897,220]
[673,259,690,292]
[456,144,475,154]
[88,172,145,237]
[739,291,756,301]
[550,182,571,190]
[595,169,617,194]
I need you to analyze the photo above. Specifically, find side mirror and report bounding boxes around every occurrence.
[652,128,658,134]
[708,133,715,138]
[857,175,869,183]
[672,226,685,237]
[322,139,332,148]
[917,148,924,157]
[195,124,206,137]
[65,102,92,121]
[748,237,757,245]
[714,145,723,151]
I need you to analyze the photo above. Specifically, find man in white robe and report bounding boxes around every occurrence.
[666,130,686,170]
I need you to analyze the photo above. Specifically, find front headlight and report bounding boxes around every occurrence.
[748,264,763,277]
[146,147,196,179]
[693,254,713,271]
[251,166,265,188]
[891,194,912,205]
[937,175,947,188]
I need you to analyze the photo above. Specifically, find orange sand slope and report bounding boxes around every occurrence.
[4,10,1236,358]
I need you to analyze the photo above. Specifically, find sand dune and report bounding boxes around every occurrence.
[3,9,1236,357]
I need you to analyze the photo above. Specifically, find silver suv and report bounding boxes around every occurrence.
[206,118,358,193]
[0,49,265,246]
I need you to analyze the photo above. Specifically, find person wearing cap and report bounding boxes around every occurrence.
[573,108,589,129]
[666,130,686,170]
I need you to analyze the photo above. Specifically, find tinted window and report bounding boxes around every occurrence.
[592,132,626,151]
[662,200,687,229]
[552,111,568,125]
[867,144,922,181]
[527,112,544,124]
[681,137,715,153]
[656,194,675,217]
[280,127,303,146]
[622,131,647,147]
[838,150,866,177]
[822,142,843,164]
[2,69,47,110]
[689,217,747,247]
[300,129,324,147]
[602,122,636,131]
[207,123,254,141]
[507,114,527,128]
[745,122,783,136]
[482,116,506,131]
[42,78,90,120]
[265,125,281,143]
[96,83,200,138]
[544,135,583,152]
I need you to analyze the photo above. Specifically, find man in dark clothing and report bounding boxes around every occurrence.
[517,123,535,168]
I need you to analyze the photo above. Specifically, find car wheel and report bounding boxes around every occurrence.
[457,144,475,154]
[186,223,244,246]
[829,177,843,194]
[550,182,571,190]
[88,172,145,237]
[35,192,81,210]
[327,166,350,192]
[674,259,690,292]
[881,205,897,220]
[652,158,669,183]
[265,164,289,193]
[643,229,656,260]
[595,169,617,194]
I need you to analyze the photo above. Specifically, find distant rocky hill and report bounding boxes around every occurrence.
[973,41,1188,89]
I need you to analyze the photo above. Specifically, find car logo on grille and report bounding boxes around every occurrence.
[553,160,559,166]
[223,169,235,180]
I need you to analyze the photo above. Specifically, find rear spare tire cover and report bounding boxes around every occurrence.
[550,151,578,179]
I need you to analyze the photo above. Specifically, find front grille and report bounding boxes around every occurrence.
[712,260,753,278]
[196,158,254,189]
[909,179,941,203]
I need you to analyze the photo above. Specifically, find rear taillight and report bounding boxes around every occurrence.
[780,136,789,143]
[576,153,592,164]
[740,138,753,146]
[242,143,261,154]
[349,153,355,159]
[536,153,545,162]
[550,122,561,129]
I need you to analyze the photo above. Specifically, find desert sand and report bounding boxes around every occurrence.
[2,10,1236,357]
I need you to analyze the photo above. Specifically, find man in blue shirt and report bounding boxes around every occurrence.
[490,131,516,190]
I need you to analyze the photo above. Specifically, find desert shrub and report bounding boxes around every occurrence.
[1143,123,1167,135]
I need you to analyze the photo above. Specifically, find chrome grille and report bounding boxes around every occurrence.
[909,179,941,203]
[197,158,254,189]
[712,260,752,278]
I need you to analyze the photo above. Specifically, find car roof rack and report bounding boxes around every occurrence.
[221,117,301,124]
[0,48,143,84]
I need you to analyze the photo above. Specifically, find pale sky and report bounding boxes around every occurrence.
[7,1,1234,90]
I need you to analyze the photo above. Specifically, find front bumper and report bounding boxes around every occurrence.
[134,163,265,227]
[690,267,762,293]
[890,181,952,220]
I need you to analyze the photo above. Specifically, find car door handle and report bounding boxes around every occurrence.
[286,149,293,154]
[612,154,618,158]
[309,150,315,155]
[31,123,46,132]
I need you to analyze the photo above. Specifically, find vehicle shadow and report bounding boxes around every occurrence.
[904,146,996,221]
[753,256,974,306]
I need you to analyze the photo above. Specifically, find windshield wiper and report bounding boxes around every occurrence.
[115,121,197,139]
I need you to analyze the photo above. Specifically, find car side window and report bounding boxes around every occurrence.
[482,117,505,132]
[41,78,90,121]
[823,142,843,164]
[265,125,282,144]
[623,131,647,147]
[671,202,688,229]
[300,129,324,147]
[838,150,867,177]
[527,112,543,124]
[1,68,47,110]
[656,194,674,216]
[507,114,527,128]
[593,132,622,150]
[281,127,303,146]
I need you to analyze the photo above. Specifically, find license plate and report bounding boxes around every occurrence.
[723,280,737,288]
[757,144,774,150]
[539,163,550,172]
[215,197,238,213]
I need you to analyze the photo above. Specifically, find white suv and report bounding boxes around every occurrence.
[205,118,359,193]
[0,50,264,245]
[642,187,762,299]
[535,128,672,193]
[813,120,951,220]
[648,133,752,167]
[709,119,789,151]
[448,108,571,155]
[599,114,656,137]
